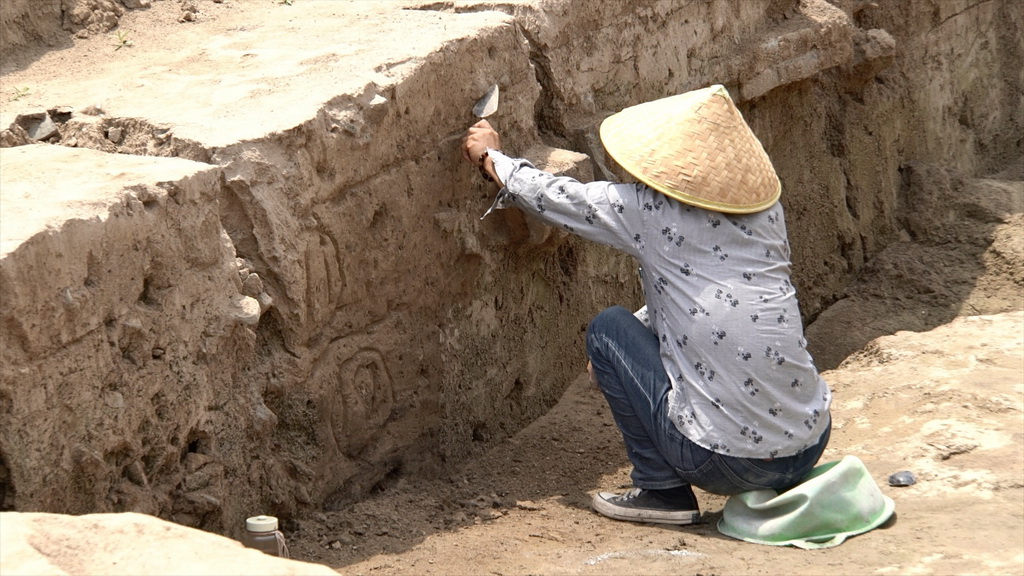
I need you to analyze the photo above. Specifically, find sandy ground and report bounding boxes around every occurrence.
[2,2,1022,575]
[284,312,1024,575]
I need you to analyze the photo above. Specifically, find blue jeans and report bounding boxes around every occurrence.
[586,306,830,495]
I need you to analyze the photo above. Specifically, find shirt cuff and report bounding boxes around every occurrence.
[480,149,532,219]
[488,148,517,184]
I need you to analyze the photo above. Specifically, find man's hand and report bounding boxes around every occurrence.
[462,120,502,185]
[462,119,500,162]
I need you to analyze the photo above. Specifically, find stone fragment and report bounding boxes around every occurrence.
[179,0,198,22]
[841,28,897,87]
[107,126,123,143]
[858,29,897,62]
[232,294,262,325]
[0,125,31,147]
[257,291,274,312]
[15,111,59,141]
[152,125,173,142]
[241,272,264,297]
[124,461,148,486]
[48,106,74,123]
[888,470,917,486]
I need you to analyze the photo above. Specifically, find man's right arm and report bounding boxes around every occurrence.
[488,149,646,257]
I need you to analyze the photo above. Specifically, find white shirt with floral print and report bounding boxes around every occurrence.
[486,149,832,459]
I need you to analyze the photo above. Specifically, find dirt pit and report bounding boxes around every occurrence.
[292,315,1023,576]
[285,170,1024,575]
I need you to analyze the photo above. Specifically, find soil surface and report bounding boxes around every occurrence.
[2,2,1022,575]
[292,306,1024,576]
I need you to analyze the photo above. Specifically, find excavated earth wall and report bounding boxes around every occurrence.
[0,0,1021,537]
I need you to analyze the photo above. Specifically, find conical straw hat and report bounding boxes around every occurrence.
[599,85,781,214]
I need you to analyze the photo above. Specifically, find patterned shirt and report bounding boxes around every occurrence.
[486,149,832,458]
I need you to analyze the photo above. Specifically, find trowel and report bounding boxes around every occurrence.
[473,83,500,119]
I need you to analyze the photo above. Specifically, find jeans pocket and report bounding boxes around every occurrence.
[721,456,796,491]
[674,454,760,495]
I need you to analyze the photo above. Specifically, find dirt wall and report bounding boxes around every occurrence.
[523,0,1022,318]
[0,0,1020,538]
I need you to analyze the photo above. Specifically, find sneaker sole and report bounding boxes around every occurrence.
[592,492,701,525]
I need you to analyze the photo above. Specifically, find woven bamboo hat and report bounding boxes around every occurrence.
[599,84,781,214]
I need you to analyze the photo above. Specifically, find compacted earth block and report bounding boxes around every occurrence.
[0,1,1021,574]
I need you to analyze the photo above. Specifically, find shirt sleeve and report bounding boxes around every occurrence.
[484,149,646,257]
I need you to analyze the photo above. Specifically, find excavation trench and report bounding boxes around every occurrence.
[0,0,1021,547]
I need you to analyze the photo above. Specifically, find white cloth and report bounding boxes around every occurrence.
[486,149,832,458]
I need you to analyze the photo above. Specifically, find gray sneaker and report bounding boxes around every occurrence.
[592,487,701,525]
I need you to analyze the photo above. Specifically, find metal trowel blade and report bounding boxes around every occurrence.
[473,84,500,118]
